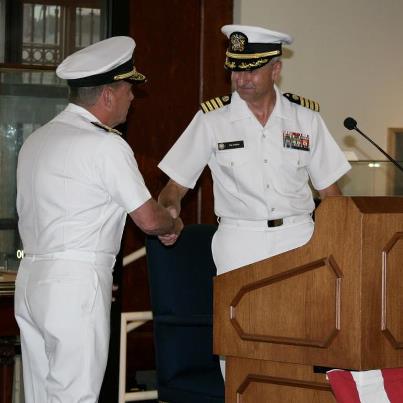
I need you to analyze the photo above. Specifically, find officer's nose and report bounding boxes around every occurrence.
[233,71,253,86]
[232,71,246,85]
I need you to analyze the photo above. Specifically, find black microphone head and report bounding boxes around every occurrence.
[344,117,357,130]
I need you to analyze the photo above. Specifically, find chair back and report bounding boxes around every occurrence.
[146,224,224,403]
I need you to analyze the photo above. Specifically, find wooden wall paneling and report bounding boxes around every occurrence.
[117,0,233,390]
[0,296,19,337]
[107,0,129,37]
[127,0,201,225]
[200,0,233,100]
[123,0,203,380]
[199,0,233,224]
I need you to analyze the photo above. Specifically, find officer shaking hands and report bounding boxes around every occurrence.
[158,24,351,275]
[15,36,183,403]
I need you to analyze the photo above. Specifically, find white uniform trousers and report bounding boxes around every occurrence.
[211,214,314,378]
[14,251,115,403]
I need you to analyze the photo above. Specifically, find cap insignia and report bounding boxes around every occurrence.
[230,32,248,52]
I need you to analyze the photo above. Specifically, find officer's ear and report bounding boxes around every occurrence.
[101,86,113,109]
[271,60,282,82]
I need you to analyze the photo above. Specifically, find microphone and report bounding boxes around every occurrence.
[343,117,403,173]
[343,117,357,130]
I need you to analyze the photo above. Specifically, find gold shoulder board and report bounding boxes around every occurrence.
[283,92,320,112]
[200,95,232,114]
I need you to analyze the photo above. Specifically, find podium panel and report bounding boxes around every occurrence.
[226,357,336,403]
[213,197,403,402]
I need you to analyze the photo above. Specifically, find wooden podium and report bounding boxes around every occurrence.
[213,196,403,402]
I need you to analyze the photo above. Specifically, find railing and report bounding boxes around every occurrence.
[119,247,157,402]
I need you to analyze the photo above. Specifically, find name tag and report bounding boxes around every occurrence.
[283,131,310,151]
[218,140,244,150]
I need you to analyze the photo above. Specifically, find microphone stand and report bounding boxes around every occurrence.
[347,123,403,173]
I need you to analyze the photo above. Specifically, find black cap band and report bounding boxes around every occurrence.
[67,59,135,87]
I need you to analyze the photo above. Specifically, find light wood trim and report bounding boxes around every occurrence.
[381,232,403,348]
[229,256,342,348]
[237,374,332,395]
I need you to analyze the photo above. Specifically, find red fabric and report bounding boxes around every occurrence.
[382,368,403,403]
[327,370,361,403]
[327,368,403,403]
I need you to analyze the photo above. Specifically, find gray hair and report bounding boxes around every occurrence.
[68,81,123,107]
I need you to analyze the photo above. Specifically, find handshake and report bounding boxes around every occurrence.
[158,204,183,246]
[156,179,188,246]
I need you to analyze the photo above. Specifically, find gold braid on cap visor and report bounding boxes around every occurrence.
[225,58,270,70]
[238,59,269,69]
[225,49,281,59]
[114,67,145,81]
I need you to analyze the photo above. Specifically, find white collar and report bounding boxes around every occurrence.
[228,84,293,123]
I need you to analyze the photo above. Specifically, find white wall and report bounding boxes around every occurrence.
[235,0,403,160]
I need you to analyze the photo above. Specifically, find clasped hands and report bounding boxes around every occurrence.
[158,206,183,246]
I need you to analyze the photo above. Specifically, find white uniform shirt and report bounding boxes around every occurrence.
[159,85,351,220]
[17,103,151,256]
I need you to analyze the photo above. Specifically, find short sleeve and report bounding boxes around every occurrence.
[158,111,214,189]
[308,114,351,190]
[95,135,151,212]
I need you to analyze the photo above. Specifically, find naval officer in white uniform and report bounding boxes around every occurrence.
[158,24,351,274]
[15,36,183,403]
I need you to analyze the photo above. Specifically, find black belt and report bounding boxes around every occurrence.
[218,215,309,228]
[267,219,283,227]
